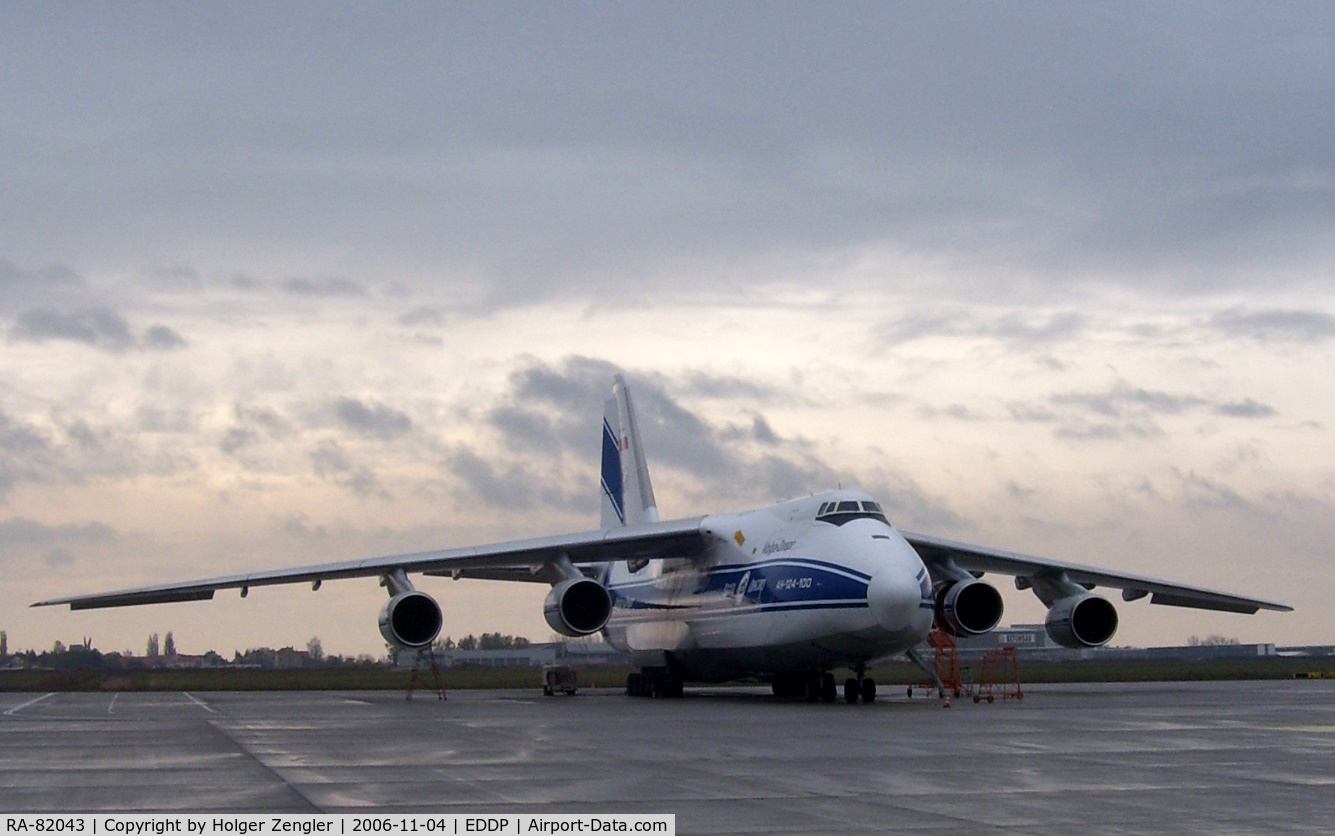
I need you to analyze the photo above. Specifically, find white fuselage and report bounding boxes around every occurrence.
[600,491,935,681]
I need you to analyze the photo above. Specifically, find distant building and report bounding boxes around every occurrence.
[399,640,628,669]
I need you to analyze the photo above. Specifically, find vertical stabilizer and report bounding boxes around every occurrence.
[600,375,660,527]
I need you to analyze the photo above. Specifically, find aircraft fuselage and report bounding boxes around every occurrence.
[601,490,934,681]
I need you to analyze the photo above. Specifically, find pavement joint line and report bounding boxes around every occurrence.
[4,692,55,715]
[182,692,218,714]
[203,719,323,812]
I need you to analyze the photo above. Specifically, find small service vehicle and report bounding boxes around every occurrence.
[542,664,577,696]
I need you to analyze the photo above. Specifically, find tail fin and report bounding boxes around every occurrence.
[599,375,660,528]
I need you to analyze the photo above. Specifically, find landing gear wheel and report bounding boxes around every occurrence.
[860,677,876,704]
[844,678,859,704]
[804,675,821,702]
[820,672,837,703]
[772,673,804,698]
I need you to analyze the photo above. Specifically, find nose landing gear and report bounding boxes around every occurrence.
[843,664,877,704]
[774,669,876,704]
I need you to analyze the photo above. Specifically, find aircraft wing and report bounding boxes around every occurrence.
[902,531,1292,615]
[31,517,708,611]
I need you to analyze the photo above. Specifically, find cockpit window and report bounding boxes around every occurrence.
[816,499,890,527]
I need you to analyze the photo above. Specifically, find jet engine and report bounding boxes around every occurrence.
[935,578,1005,637]
[378,590,443,650]
[544,577,613,637]
[1045,593,1118,648]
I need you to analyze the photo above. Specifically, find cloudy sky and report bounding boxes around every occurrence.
[3,4,1332,658]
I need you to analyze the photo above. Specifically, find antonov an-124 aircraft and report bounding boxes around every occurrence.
[36,376,1290,702]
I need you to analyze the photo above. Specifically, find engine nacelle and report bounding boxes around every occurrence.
[1045,593,1119,648]
[935,578,1004,637]
[543,577,612,637]
[378,590,443,650]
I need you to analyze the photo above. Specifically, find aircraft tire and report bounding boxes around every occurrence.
[860,678,876,704]
[804,675,822,702]
[844,678,859,704]
[772,673,804,698]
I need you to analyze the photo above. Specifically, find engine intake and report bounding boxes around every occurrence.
[544,577,612,637]
[378,590,443,650]
[935,578,1004,637]
[1045,594,1118,648]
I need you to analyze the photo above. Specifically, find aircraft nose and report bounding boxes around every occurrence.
[867,566,932,635]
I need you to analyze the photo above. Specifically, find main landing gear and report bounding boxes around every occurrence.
[626,667,684,698]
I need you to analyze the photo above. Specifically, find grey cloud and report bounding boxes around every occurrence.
[275,514,331,540]
[44,547,74,567]
[746,453,840,503]
[134,406,197,434]
[334,398,412,440]
[746,414,779,446]
[0,410,53,496]
[510,357,622,414]
[678,373,783,403]
[241,405,292,436]
[0,259,84,289]
[1040,380,1277,441]
[226,273,265,291]
[9,308,188,353]
[220,426,258,456]
[1053,419,1163,442]
[309,439,386,499]
[12,308,135,351]
[0,517,115,546]
[1051,382,1205,419]
[1215,399,1277,419]
[862,470,968,534]
[1210,309,1335,343]
[221,404,292,456]
[143,324,188,350]
[1172,469,1251,512]
[487,406,559,452]
[917,403,988,422]
[309,439,352,476]
[482,357,838,506]
[4,406,192,496]
[445,445,540,510]
[138,265,205,292]
[6,7,1331,309]
[0,261,88,313]
[880,309,1088,349]
[1008,403,1057,424]
[490,357,627,455]
[398,306,449,327]
[282,277,366,297]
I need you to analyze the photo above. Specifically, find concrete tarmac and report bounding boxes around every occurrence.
[2,680,1333,833]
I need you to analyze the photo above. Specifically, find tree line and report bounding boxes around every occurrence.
[1,629,534,671]
[435,632,532,651]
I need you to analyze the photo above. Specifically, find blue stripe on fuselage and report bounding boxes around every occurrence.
[607,557,871,614]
